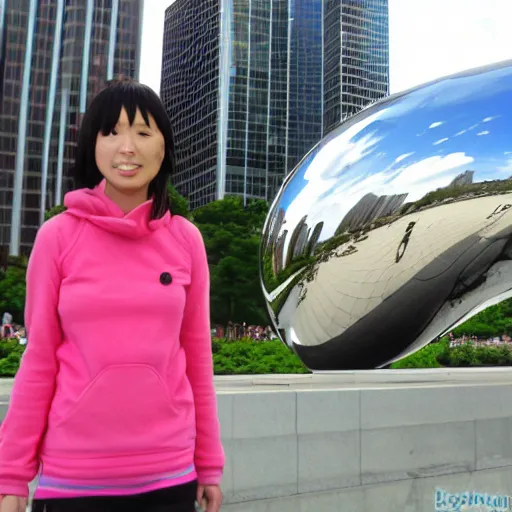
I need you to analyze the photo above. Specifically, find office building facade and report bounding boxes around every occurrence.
[0,0,143,256]
[162,0,389,210]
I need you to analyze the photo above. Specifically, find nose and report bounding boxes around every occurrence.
[119,133,136,154]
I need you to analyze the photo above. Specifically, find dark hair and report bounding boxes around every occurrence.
[74,78,175,219]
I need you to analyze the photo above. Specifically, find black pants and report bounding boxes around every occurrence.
[31,480,197,512]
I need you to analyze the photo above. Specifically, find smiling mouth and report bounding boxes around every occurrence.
[113,164,141,171]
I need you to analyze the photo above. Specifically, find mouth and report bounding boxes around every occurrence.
[113,163,142,177]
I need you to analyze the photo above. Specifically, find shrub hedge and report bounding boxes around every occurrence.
[0,338,311,378]
[0,341,26,377]
[390,336,512,369]
[3,337,512,377]
[212,338,310,375]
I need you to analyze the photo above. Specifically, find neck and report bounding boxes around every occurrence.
[104,182,149,214]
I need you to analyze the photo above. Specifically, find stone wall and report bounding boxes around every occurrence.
[218,378,512,511]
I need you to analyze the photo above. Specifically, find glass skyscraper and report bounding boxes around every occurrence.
[0,0,143,256]
[162,0,389,210]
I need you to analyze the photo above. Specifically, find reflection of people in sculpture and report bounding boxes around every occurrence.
[0,80,224,512]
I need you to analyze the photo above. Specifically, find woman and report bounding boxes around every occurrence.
[0,79,224,512]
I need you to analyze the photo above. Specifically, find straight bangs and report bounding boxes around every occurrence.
[97,85,156,137]
[74,79,176,219]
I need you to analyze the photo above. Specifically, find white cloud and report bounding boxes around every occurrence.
[301,152,475,244]
[455,123,486,137]
[433,138,449,145]
[389,153,475,193]
[477,131,490,136]
[498,159,512,174]
[429,122,443,128]
[395,152,414,163]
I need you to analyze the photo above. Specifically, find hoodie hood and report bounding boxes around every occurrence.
[63,180,171,239]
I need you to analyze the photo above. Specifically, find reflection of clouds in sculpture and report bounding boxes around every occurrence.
[388,153,475,194]
[278,69,511,257]
[445,117,498,139]
[441,116,499,139]
[294,151,475,250]
[260,60,512,370]
[395,152,414,163]
[498,159,512,174]
[279,80,484,258]
[281,111,386,260]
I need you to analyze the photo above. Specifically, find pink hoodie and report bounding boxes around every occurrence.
[0,181,224,498]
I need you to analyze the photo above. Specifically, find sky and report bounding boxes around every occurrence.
[139,0,512,97]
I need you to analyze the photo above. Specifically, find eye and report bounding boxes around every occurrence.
[109,129,118,136]
[138,132,150,137]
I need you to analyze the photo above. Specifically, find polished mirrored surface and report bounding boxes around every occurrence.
[260,60,512,370]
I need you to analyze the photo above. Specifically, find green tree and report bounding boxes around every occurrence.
[45,204,67,221]
[192,196,269,326]
[0,257,27,324]
[213,338,310,375]
[191,196,268,238]
[168,183,190,218]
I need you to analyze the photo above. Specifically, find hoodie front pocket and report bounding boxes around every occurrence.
[49,364,190,456]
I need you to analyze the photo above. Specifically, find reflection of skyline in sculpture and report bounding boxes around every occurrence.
[286,216,308,266]
[273,230,288,276]
[259,59,512,370]
[267,208,286,251]
[449,170,475,188]
[336,192,408,233]
[265,168,480,278]
[263,207,324,277]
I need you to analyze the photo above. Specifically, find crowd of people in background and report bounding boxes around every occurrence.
[213,321,277,341]
[1,312,27,345]
[448,332,512,348]
[8,310,512,348]
[3,309,276,346]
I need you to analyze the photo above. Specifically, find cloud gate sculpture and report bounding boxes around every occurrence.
[259,60,512,371]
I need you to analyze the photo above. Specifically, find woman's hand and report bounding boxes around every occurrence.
[196,484,223,512]
[0,495,28,512]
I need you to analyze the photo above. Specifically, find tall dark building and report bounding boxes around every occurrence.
[0,0,143,256]
[161,0,389,210]
[323,0,389,133]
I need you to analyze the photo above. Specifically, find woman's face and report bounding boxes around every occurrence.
[95,107,165,197]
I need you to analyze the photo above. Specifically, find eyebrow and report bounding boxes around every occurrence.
[116,121,151,128]
[132,121,150,130]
